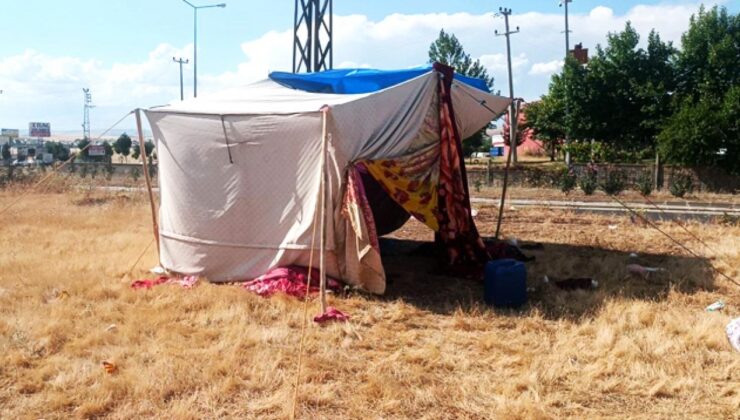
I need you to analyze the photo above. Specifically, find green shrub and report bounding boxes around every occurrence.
[578,164,598,195]
[601,169,626,196]
[559,167,577,194]
[564,142,595,163]
[130,167,141,183]
[718,212,740,226]
[635,171,653,196]
[564,141,649,164]
[105,164,114,181]
[669,172,694,198]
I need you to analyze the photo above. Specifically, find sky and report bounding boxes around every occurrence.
[0,0,736,135]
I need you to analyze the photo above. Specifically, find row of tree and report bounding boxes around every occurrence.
[525,6,739,174]
[73,134,154,162]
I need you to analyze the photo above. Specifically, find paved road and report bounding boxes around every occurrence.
[92,186,739,222]
[471,197,740,221]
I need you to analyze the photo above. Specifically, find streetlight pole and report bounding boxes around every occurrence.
[181,0,226,98]
[173,57,189,101]
[560,0,573,165]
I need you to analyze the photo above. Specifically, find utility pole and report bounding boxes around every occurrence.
[494,7,520,239]
[561,0,573,165]
[495,7,520,164]
[82,88,94,140]
[172,57,189,101]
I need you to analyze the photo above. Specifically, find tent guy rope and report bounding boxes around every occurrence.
[640,193,720,255]
[124,237,156,280]
[290,108,329,419]
[607,193,740,289]
[135,109,160,260]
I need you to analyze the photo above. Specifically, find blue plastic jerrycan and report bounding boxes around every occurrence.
[484,259,527,308]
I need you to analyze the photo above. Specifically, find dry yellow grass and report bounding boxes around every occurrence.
[0,191,739,419]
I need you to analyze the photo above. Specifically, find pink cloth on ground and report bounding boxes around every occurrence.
[242,265,341,299]
[169,275,199,289]
[131,276,169,289]
[314,306,350,324]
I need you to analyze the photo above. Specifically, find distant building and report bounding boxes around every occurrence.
[570,43,589,64]
[501,101,548,158]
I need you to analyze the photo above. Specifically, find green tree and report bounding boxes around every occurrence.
[428,29,495,156]
[638,31,677,142]
[45,141,70,161]
[1,143,11,161]
[674,6,740,102]
[428,29,494,87]
[521,98,564,160]
[460,130,488,158]
[145,140,155,158]
[113,133,133,162]
[102,141,113,161]
[131,140,155,160]
[529,22,677,162]
[525,55,591,161]
[659,85,740,174]
[76,138,90,160]
[583,23,676,150]
[658,6,740,174]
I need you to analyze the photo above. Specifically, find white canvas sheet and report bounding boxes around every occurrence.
[145,72,509,289]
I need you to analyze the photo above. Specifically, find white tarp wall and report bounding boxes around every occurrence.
[145,72,509,291]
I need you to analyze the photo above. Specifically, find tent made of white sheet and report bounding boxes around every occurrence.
[144,70,509,294]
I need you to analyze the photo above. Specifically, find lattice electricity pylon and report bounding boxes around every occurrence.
[82,88,95,140]
[292,0,333,73]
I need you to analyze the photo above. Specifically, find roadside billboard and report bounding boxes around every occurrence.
[29,122,51,137]
[1,128,19,138]
[88,145,106,157]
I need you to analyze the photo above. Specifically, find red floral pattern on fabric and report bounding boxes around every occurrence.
[343,166,380,250]
[434,63,490,266]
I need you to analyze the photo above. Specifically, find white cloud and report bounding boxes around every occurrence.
[0,1,722,131]
[529,60,564,76]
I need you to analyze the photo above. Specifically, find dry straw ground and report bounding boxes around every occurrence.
[0,190,739,419]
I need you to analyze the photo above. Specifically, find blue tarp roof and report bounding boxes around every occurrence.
[269,65,490,94]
